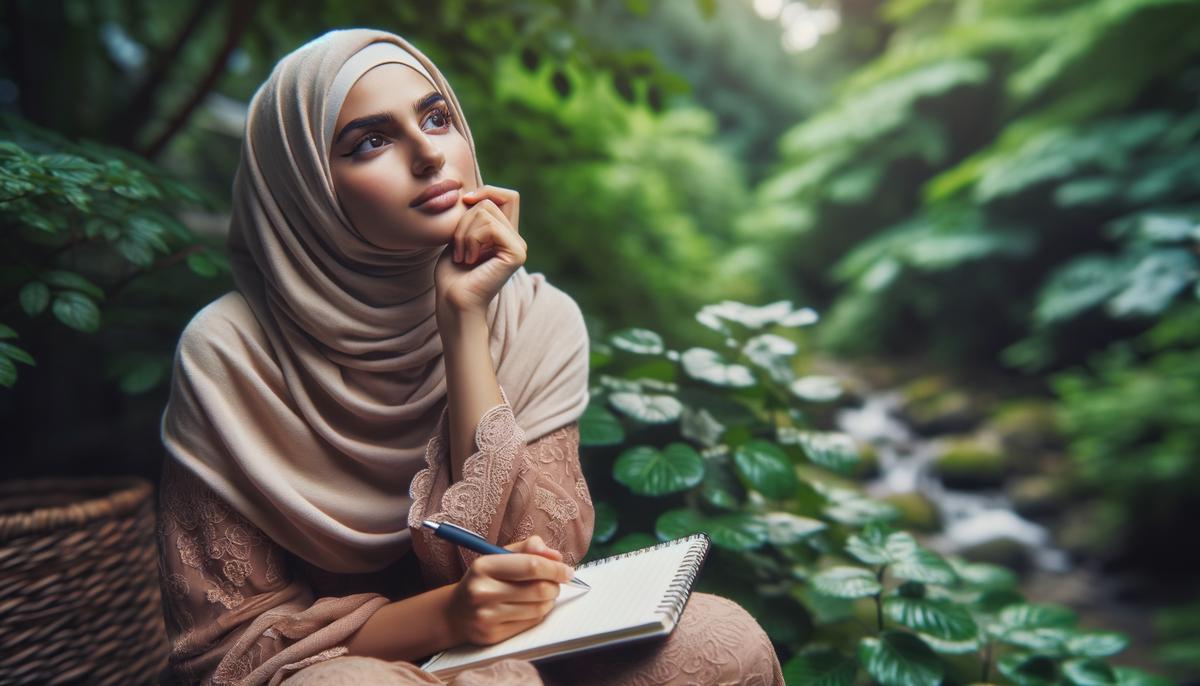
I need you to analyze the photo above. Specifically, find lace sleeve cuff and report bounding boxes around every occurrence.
[407,386,527,577]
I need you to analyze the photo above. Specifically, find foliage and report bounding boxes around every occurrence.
[578,299,1163,684]
[0,115,227,388]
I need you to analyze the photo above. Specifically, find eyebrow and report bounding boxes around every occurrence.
[333,91,446,145]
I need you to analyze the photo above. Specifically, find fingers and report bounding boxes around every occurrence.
[474,551,574,584]
[463,185,519,232]
[453,200,526,266]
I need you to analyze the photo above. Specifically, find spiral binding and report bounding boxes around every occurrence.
[576,532,712,628]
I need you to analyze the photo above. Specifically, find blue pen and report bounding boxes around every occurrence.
[421,519,591,591]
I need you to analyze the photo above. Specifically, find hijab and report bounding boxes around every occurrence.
[159,28,590,574]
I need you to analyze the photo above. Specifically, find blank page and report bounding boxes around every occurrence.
[421,535,708,674]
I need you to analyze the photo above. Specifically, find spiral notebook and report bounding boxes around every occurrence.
[419,533,711,678]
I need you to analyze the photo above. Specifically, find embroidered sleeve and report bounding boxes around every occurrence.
[155,458,389,686]
[406,386,595,588]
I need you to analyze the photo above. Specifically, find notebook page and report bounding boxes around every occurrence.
[423,537,698,672]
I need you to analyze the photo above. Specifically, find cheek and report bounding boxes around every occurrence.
[340,170,406,219]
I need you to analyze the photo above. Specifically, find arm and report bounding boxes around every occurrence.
[438,306,502,483]
[156,459,425,684]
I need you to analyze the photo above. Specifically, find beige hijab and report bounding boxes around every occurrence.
[160,28,590,574]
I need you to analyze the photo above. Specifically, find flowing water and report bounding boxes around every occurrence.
[834,389,1072,573]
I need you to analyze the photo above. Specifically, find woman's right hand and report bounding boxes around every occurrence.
[444,535,574,646]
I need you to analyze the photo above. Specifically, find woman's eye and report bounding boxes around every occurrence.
[350,133,387,156]
[426,108,453,130]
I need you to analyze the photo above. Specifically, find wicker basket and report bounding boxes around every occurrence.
[0,476,170,685]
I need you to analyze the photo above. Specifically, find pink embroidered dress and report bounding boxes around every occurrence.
[155,394,784,686]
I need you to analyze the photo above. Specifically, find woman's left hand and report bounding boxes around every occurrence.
[434,184,526,316]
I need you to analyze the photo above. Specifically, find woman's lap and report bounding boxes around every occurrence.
[283,592,782,686]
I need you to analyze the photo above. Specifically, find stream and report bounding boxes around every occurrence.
[834,389,1072,573]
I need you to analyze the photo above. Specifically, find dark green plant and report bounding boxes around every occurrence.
[579,300,1167,685]
[0,114,227,388]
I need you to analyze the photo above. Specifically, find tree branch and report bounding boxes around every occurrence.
[140,0,261,160]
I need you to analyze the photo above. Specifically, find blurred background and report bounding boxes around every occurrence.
[2,0,1199,683]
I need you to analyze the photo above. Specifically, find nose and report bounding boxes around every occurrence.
[411,136,446,177]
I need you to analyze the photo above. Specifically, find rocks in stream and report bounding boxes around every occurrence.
[932,433,1010,490]
[896,374,992,435]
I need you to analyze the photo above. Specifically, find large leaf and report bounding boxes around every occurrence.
[858,631,944,686]
[883,596,978,641]
[613,443,705,496]
[699,462,744,510]
[579,402,625,446]
[758,512,826,545]
[815,483,900,525]
[795,430,861,474]
[790,376,845,402]
[1065,631,1129,658]
[655,508,767,550]
[733,440,798,499]
[680,347,756,387]
[811,566,882,599]
[998,653,1059,686]
[782,647,857,686]
[591,501,618,544]
[51,291,100,333]
[845,528,956,585]
[1062,658,1117,686]
[609,327,664,355]
[608,391,682,423]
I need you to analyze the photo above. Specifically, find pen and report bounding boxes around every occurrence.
[421,519,591,590]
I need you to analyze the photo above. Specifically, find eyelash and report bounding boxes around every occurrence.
[342,106,454,158]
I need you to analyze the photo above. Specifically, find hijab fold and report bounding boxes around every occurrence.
[160,28,589,574]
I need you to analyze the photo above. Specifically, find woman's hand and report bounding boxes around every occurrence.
[434,185,526,317]
[443,534,573,646]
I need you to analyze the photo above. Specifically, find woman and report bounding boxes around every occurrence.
[155,27,783,685]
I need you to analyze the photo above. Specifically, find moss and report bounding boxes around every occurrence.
[882,491,941,532]
[934,436,1009,489]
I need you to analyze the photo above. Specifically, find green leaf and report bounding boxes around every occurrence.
[758,512,826,545]
[41,269,105,300]
[609,327,664,355]
[680,347,756,387]
[0,323,16,339]
[858,631,944,686]
[614,443,705,496]
[733,440,798,499]
[884,596,978,641]
[579,402,625,446]
[0,355,16,386]
[19,281,50,316]
[794,431,861,474]
[811,566,882,599]
[845,522,892,565]
[0,342,36,366]
[790,376,845,402]
[699,462,744,510]
[186,251,220,277]
[655,508,767,550]
[608,391,682,423]
[1112,666,1171,686]
[998,653,1059,686]
[1062,658,1117,685]
[592,502,618,544]
[1066,631,1129,658]
[948,558,1018,590]
[51,291,100,333]
[999,603,1079,630]
[782,647,857,686]
[845,527,956,584]
[816,483,900,525]
[680,405,725,448]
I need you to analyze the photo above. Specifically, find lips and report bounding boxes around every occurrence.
[410,179,462,208]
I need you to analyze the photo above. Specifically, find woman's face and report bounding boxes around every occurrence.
[329,63,477,251]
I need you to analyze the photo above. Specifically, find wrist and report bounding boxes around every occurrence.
[436,305,489,345]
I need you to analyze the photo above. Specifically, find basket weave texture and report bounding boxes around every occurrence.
[0,476,170,685]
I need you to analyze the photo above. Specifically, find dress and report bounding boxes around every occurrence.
[155,387,784,686]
